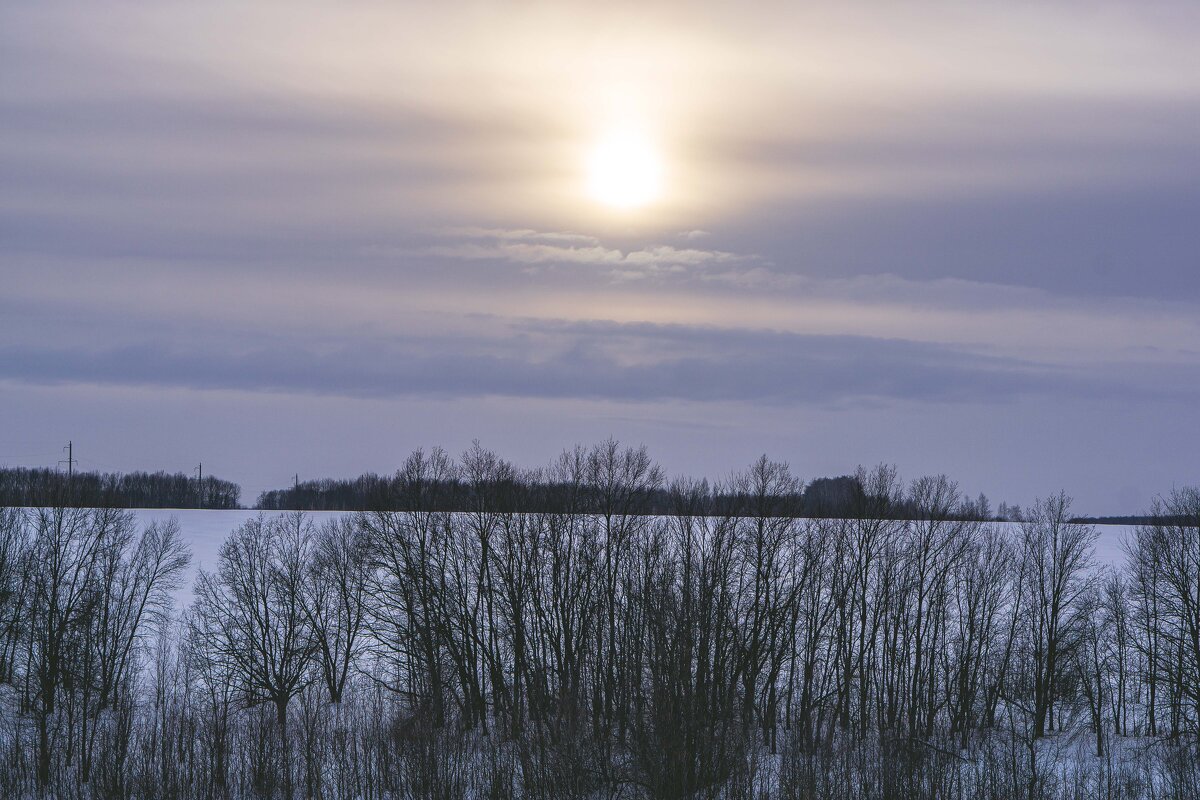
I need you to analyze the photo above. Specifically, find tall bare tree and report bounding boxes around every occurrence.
[190,513,317,729]
[1017,493,1097,738]
[302,516,369,705]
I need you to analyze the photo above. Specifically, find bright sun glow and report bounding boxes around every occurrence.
[586,129,663,209]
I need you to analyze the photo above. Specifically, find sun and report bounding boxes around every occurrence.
[586,128,663,209]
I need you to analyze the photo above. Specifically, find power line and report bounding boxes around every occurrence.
[57,441,74,478]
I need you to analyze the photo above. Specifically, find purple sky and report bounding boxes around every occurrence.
[3,3,1199,513]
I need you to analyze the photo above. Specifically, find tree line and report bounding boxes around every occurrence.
[254,467,986,521]
[0,466,241,509]
[0,441,1197,799]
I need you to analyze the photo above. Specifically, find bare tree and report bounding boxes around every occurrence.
[946,523,1013,748]
[26,507,128,787]
[361,448,459,727]
[731,456,803,748]
[1130,487,1200,742]
[81,517,189,785]
[0,507,31,683]
[1018,493,1097,738]
[190,513,317,729]
[843,465,905,739]
[302,516,369,705]
[585,439,663,743]
[628,485,746,796]
[904,476,971,737]
[1101,574,1133,737]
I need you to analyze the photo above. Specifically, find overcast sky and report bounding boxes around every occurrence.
[3,2,1199,513]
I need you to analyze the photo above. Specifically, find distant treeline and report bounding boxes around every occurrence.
[1070,515,1186,526]
[256,471,890,517]
[0,466,241,509]
[255,451,996,520]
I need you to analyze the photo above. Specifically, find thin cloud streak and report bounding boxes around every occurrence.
[416,227,758,283]
[3,316,1197,408]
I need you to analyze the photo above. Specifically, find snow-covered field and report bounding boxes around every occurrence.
[117,510,1136,609]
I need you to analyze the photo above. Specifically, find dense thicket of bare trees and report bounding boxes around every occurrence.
[0,506,189,796]
[0,442,1197,799]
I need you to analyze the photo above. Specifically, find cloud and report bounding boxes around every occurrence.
[424,242,622,266]
[419,227,767,284]
[5,4,1200,301]
[2,312,1195,408]
[437,228,601,245]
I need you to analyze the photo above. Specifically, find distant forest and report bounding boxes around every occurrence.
[254,456,996,521]
[0,454,1159,523]
[256,470,874,517]
[0,466,241,509]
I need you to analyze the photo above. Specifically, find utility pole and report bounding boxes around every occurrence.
[195,463,203,509]
[59,441,74,478]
